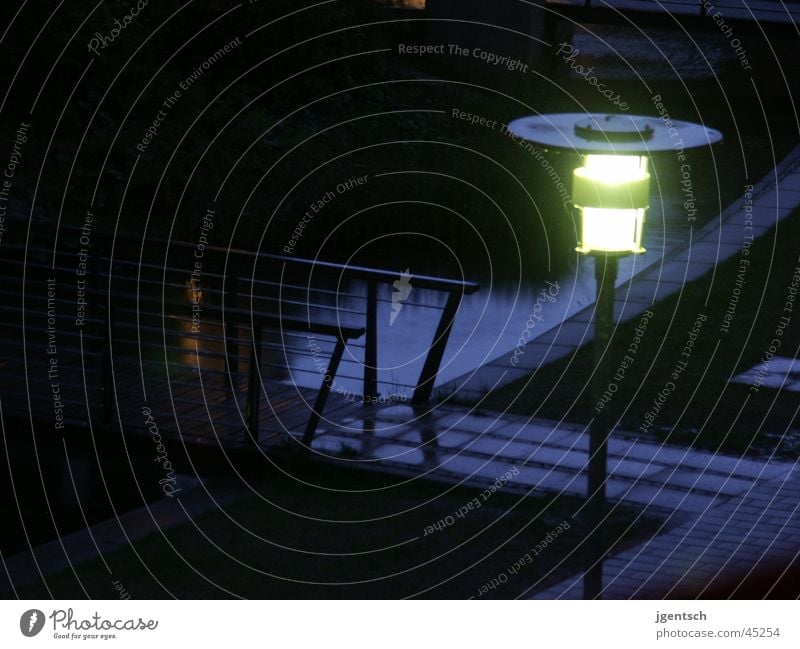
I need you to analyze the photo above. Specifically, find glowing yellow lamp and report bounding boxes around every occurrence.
[573,154,649,255]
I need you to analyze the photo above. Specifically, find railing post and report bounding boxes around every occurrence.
[246,321,261,445]
[89,245,107,431]
[364,279,378,403]
[225,270,239,380]
[97,302,114,432]
[412,290,462,405]
[302,334,349,447]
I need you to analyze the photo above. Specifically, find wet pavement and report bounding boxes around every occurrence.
[532,464,800,598]
[309,403,796,516]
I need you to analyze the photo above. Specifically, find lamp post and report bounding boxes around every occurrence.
[508,113,721,599]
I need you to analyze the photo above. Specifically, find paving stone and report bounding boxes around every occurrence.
[493,421,571,446]
[622,570,658,585]
[310,435,361,454]
[607,457,665,480]
[697,228,744,247]
[568,299,651,323]
[705,456,795,480]
[624,278,685,304]
[710,539,749,553]
[616,301,655,323]
[524,445,588,470]
[542,429,590,451]
[481,425,546,444]
[458,437,538,460]
[649,468,754,496]
[720,502,771,516]
[450,364,531,394]
[534,320,593,347]
[606,437,641,456]
[688,520,736,538]
[609,484,720,513]
[672,538,718,555]
[490,342,573,371]
[674,241,744,264]
[763,536,800,555]
[604,477,645,499]
[606,577,643,592]
[658,259,716,282]
[373,405,426,424]
[396,428,440,445]
[436,431,475,448]
[619,441,698,466]
[633,445,790,480]
[750,186,800,208]
[761,516,800,533]
[511,465,587,495]
[715,221,770,244]
[371,444,426,465]
[436,411,510,435]
[431,453,498,477]
[435,388,484,405]
[723,462,793,483]
[448,457,521,483]
[368,423,420,439]
[748,521,790,534]
[747,203,794,227]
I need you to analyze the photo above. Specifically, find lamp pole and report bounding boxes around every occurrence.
[584,252,618,599]
[506,112,721,600]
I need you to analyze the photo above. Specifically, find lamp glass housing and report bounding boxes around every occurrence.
[574,154,649,255]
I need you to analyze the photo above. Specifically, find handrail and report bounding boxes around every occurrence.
[258,252,480,294]
[5,222,480,409]
[4,228,479,295]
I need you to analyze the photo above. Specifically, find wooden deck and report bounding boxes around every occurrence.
[119,360,369,451]
[0,336,367,453]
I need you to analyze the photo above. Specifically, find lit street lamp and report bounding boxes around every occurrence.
[508,113,722,599]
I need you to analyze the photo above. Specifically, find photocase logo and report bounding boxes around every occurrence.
[20,609,45,637]
[390,268,413,326]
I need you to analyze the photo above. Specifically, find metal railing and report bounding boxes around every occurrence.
[146,239,479,407]
[0,226,479,446]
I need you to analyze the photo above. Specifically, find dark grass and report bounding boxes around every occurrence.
[481,208,800,458]
[16,461,661,599]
